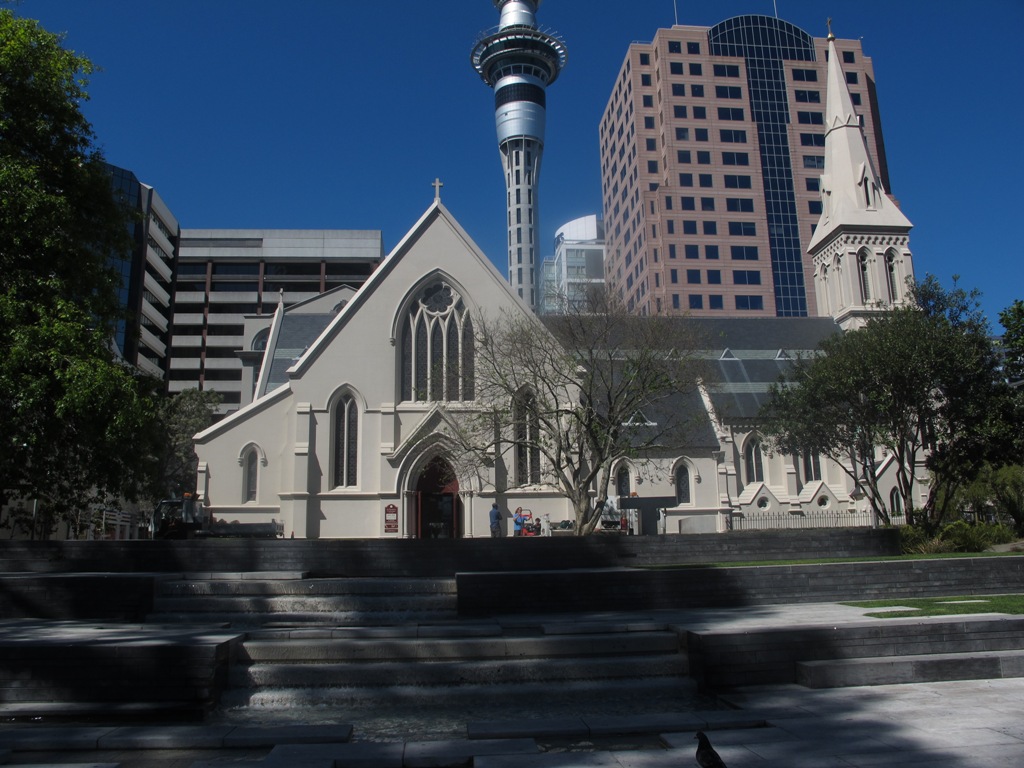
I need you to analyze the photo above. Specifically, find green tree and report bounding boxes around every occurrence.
[152,389,222,501]
[1,9,162,535]
[462,288,711,534]
[999,299,1024,385]
[760,276,1009,531]
[954,464,1024,536]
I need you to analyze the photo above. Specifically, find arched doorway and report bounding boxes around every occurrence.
[414,455,461,538]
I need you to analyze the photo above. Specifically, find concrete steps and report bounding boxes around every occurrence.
[149,576,692,710]
[231,631,686,689]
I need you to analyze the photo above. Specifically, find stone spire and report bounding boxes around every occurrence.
[808,33,911,252]
[808,26,914,329]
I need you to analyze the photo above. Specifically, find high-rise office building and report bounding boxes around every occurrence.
[169,229,383,412]
[599,15,895,317]
[472,0,567,311]
[107,164,178,380]
[539,214,605,314]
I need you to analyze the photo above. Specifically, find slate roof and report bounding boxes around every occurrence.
[264,313,337,394]
[696,317,842,422]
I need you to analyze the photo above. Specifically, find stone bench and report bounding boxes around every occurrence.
[796,649,1024,688]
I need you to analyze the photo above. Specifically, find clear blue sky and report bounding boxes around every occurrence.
[14,0,1023,330]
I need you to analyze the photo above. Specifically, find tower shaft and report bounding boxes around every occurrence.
[472,0,566,311]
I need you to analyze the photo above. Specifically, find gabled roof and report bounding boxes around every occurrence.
[280,200,529,383]
[699,317,840,422]
[253,285,358,397]
[807,35,912,253]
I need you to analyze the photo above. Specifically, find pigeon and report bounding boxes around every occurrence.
[694,731,727,768]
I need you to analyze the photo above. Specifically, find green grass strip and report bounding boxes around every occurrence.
[841,594,1024,618]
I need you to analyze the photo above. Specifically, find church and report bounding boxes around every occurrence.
[192,31,925,539]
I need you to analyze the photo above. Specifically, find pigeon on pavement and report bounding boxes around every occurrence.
[694,730,727,768]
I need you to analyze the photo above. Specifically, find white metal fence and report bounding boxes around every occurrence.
[728,508,877,531]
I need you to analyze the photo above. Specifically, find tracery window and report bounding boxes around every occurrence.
[513,388,541,485]
[333,394,358,488]
[401,282,475,402]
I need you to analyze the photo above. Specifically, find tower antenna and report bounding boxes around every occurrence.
[673,0,678,25]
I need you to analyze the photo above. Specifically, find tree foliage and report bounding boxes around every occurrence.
[152,389,222,500]
[999,299,1024,385]
[760,276,1010,531]
[952,464,1024,536]
[462,288,712,534]
[0,10,163,534]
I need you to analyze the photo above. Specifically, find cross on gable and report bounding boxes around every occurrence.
[432,177,443,202]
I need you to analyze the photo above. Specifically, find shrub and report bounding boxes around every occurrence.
[898,525,930,554]
[937,520,1013,552]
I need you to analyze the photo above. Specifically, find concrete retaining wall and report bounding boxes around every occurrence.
[0,528,899,577]
[456,555,1024,615]
[0,574,156,620]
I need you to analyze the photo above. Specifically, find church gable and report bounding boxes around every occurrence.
[222,202,527,424]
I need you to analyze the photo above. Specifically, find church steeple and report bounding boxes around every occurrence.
[808,24,914,330]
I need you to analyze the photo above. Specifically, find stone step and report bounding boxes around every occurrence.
[151,593,457,614]
[686,615,1024,689]
[146,609,458,627]
[0,629,240,711]
[238,631,682,663]
[796,649,1024,688]
[156,577,456,597]
[229,653,687,689]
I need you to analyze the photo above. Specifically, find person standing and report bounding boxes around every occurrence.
[513,507,526,537]
[489,502,504,537]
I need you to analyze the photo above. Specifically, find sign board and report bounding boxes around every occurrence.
[384,504,399,534]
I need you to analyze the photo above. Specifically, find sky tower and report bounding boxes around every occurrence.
[472,0,567,311]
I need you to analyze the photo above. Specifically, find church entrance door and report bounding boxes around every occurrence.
[414,456,460,539]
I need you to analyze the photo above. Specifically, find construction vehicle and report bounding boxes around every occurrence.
[152,494,283,540]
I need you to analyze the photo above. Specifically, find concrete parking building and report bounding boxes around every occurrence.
[169,229,383,412]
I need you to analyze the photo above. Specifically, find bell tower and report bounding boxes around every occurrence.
[808,23,914,330]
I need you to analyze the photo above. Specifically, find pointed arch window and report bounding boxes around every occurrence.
[243,447,258,502]
[675,464,692,505]
[858,250,871,303]
[513,388,541,485]
[885,251,899,302]
[890,487,904,519]
[400,282,475,402]
[744,437,764,486]
[333,394,358,488]
[616,465,631,499]
[799,449,821,483]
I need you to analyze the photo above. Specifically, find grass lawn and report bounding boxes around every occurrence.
[842,594,1024,618]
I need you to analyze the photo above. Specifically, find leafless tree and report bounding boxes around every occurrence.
[455,288,712,534]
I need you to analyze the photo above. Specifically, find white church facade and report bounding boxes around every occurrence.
[192,30,928,539]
